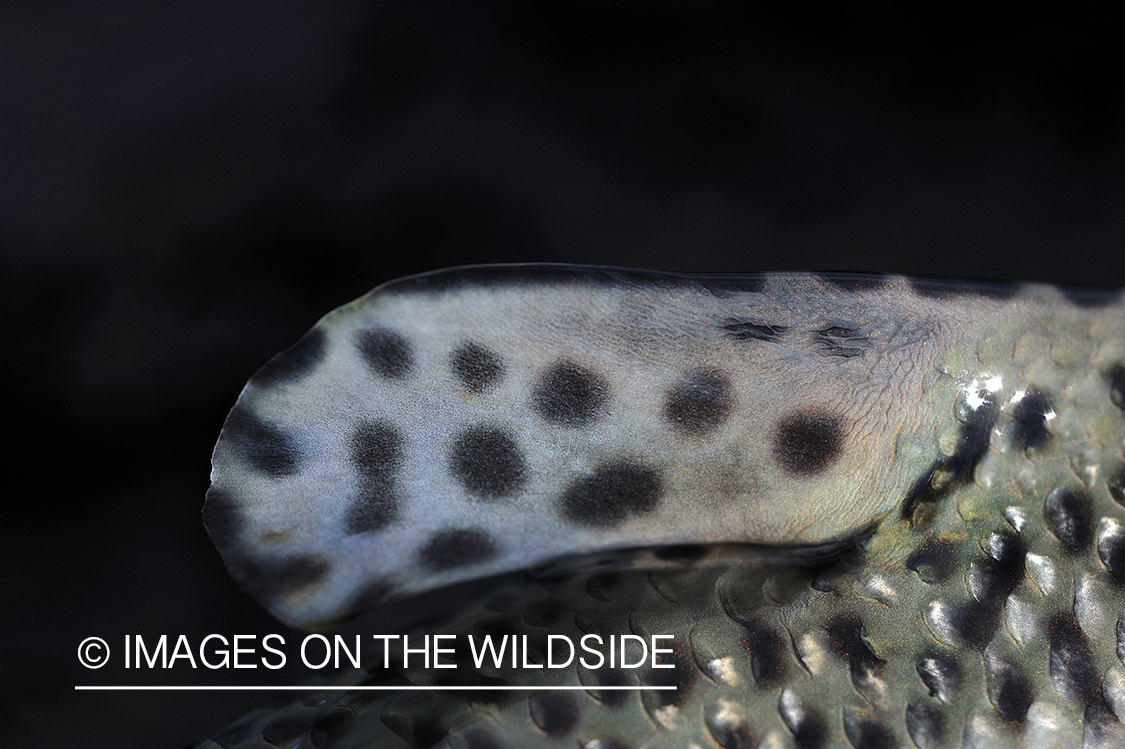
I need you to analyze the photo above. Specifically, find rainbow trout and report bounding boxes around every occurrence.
[199,266,1125,748]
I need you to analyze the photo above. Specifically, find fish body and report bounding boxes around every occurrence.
[201,266,1125,748]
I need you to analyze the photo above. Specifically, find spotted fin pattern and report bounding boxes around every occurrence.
[202,266,1125,748]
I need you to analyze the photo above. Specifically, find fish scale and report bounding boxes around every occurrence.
[198,266,1125,748]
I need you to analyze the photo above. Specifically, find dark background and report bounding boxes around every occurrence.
[2,2,1122,747]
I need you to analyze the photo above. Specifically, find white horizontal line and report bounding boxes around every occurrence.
[75,685,676,691]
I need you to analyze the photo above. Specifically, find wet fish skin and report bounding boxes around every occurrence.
[200,267,1125,748]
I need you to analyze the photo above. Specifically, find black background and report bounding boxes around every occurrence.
[2,2,1122,747]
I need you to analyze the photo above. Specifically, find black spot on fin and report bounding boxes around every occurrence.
[221,406,302,477]
[772,409,845,476]
[560,461,662,527]
[663,370,734,435]
[253,328,326,386]
[226,552,330,608]
[420,528,498,571]
[356,328,413,379]
[449,426,527,498]
[451,342,504,393]
[533,359,609,426]
[202,487,242,549]
[345,421,404,534]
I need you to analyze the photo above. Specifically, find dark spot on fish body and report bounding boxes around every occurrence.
[970,531,1026,603]
[221,406,302,477]
[663,370,734,435]
[706,710,757,749]
[985,654,1033,724]
[640,641,694,708]
[842,707,895,749]
[738,617,786,687]
[948,398,997,481]
[947,599,1003,649]
[825,614,878,662]
[902,397,999,522]
[528,692,579,736]
[784,708,829,749]
[1107,364,1125,410]
[772,410,845,476]
[827,613,886,700]
[1098,526,1125,585]
[560,461,662,527]
[1109,465,1125,506]
[905,702,944,749]
[451,342,504,393]
[533,359,609,426]
[906,538,959,584]
[449,426,527,498]
[901,463,951,524]
[356,328,414,379]
[1048,611,1101,706]
[419,528,497,571]
[1044,488,1094,554]
[1010,389,1053,451]
[580,665,631,707]
[916,649,962,703]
